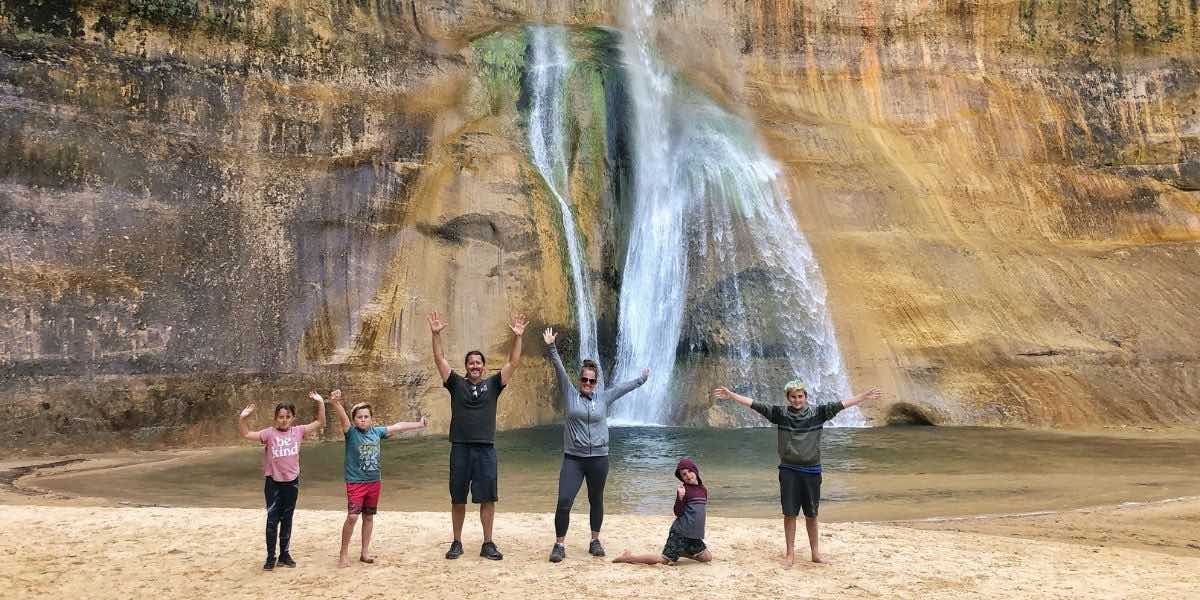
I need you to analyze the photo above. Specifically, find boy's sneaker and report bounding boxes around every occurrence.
[445,540,464,560]
[262,557,276,571]
[588,539,606,557]
[548,543,566,563]
[480,541,503,561]
[277,554,296,568]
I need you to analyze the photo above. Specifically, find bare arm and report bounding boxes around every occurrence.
[841,387,882,409]
[428,311,452,383]
[237,405,262,442]
[711,386,754,408]
[303,391,326,435]
[499,314,528,387]
[385,415,428,436]
[329,389,351,433]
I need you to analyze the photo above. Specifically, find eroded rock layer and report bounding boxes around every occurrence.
[1,0,1198,450]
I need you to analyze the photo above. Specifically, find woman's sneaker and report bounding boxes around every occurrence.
[588,539,606,557]
[262,557,276,571]
[277,553,296,568]
[445,540,464,559]
[549,543,566,563]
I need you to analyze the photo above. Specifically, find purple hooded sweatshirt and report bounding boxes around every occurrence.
[671,457,708,539]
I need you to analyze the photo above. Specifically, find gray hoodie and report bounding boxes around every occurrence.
[548,343,648,457]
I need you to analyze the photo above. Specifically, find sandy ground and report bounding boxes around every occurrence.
[1,502,1199,599]
[3,452,1200,599]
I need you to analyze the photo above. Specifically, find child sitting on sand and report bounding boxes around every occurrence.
[237,391,326,571]
[713,381,880,566]
[612,458,712,565]
[330,390,427,568]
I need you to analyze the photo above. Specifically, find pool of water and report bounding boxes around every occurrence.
[36,426,1200,521]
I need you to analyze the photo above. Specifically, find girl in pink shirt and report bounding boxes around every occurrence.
[238,392,326,570]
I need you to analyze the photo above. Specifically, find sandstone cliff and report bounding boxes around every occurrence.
[1,0,1198,451]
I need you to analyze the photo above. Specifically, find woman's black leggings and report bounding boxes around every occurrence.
[264,476,299,558]
[554,454,609,538]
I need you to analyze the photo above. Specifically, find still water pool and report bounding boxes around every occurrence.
[37,426,1200,521]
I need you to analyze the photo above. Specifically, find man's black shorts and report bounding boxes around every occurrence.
[661,529,707,562]
[449,442,498,504]
[779,468,821,518]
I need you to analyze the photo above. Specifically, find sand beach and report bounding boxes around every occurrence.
[2,454,1199,600]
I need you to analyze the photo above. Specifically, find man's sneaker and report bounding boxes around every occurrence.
[262,557,276,571]
[480,541,504,561]
[277,554,296,568]
[548,543,566,563]
[445,540,464,560]
[588,539,606,557]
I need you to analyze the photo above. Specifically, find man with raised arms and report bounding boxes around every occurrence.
[429,310,528,561]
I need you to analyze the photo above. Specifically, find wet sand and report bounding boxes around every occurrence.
[905,495,1200,558]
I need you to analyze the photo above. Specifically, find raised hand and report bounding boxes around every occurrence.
[711,387,732,401]
[509,313,528,336]
[428,311,448,334]
[309,391,323,403]
[417,416,428,429]
[860,388,882,403]
[239,404,255,418]
[641,368,650,380]
[331,389,343,401]
[543,327,557,345]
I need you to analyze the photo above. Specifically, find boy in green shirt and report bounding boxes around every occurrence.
[713,380,880,566]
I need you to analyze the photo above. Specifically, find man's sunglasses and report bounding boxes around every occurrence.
[580,376,597,385]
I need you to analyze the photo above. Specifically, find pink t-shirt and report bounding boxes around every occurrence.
[259,426,306,482]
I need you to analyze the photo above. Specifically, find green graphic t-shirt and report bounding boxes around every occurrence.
[344,425,390,482]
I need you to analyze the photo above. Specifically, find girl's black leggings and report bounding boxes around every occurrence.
[554,454,609,538]
[264,476,299,558]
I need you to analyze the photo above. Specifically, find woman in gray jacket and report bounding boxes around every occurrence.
[543,327,649,563]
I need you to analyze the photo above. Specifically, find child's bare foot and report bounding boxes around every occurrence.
[337,555,352,568]
[359,554,375,564]
[781,552,795,568]
[810,552,828,564]
[612,550,633,563]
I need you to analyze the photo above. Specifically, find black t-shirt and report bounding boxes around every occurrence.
[445,371,505,444]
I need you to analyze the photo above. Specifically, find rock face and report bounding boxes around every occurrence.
[1,1,1198,450]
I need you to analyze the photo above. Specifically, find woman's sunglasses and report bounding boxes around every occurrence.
[580,376,597,385]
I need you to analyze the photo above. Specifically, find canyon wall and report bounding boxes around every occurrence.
[1,0,1198,450]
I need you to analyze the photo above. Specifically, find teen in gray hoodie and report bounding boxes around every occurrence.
[543,327,649,563]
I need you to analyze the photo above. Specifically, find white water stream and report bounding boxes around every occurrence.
[608,2,862,426]
[526,26,601,378]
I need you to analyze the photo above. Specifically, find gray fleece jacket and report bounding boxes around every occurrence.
[548,343,648,457]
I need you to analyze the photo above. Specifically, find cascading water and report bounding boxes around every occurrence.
[677,99,862,427]
[525,25,601,377]
[606,6,684,424]
[608,2,863,426]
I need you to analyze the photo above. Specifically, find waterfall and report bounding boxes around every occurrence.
[608,2,863,426]
[525,26,602,375]
[606,3,685,424]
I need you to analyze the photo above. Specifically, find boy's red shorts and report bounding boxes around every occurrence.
[345,481,381,515]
